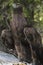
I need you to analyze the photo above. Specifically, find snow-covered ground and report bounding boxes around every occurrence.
[0,51,32,65]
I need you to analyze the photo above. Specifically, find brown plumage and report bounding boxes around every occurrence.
[10,14,31,62]
[24,27,43,64]
[1,29,17,57]
[1,3,43,64]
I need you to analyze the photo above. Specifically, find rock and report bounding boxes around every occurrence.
[0,51,32,65]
